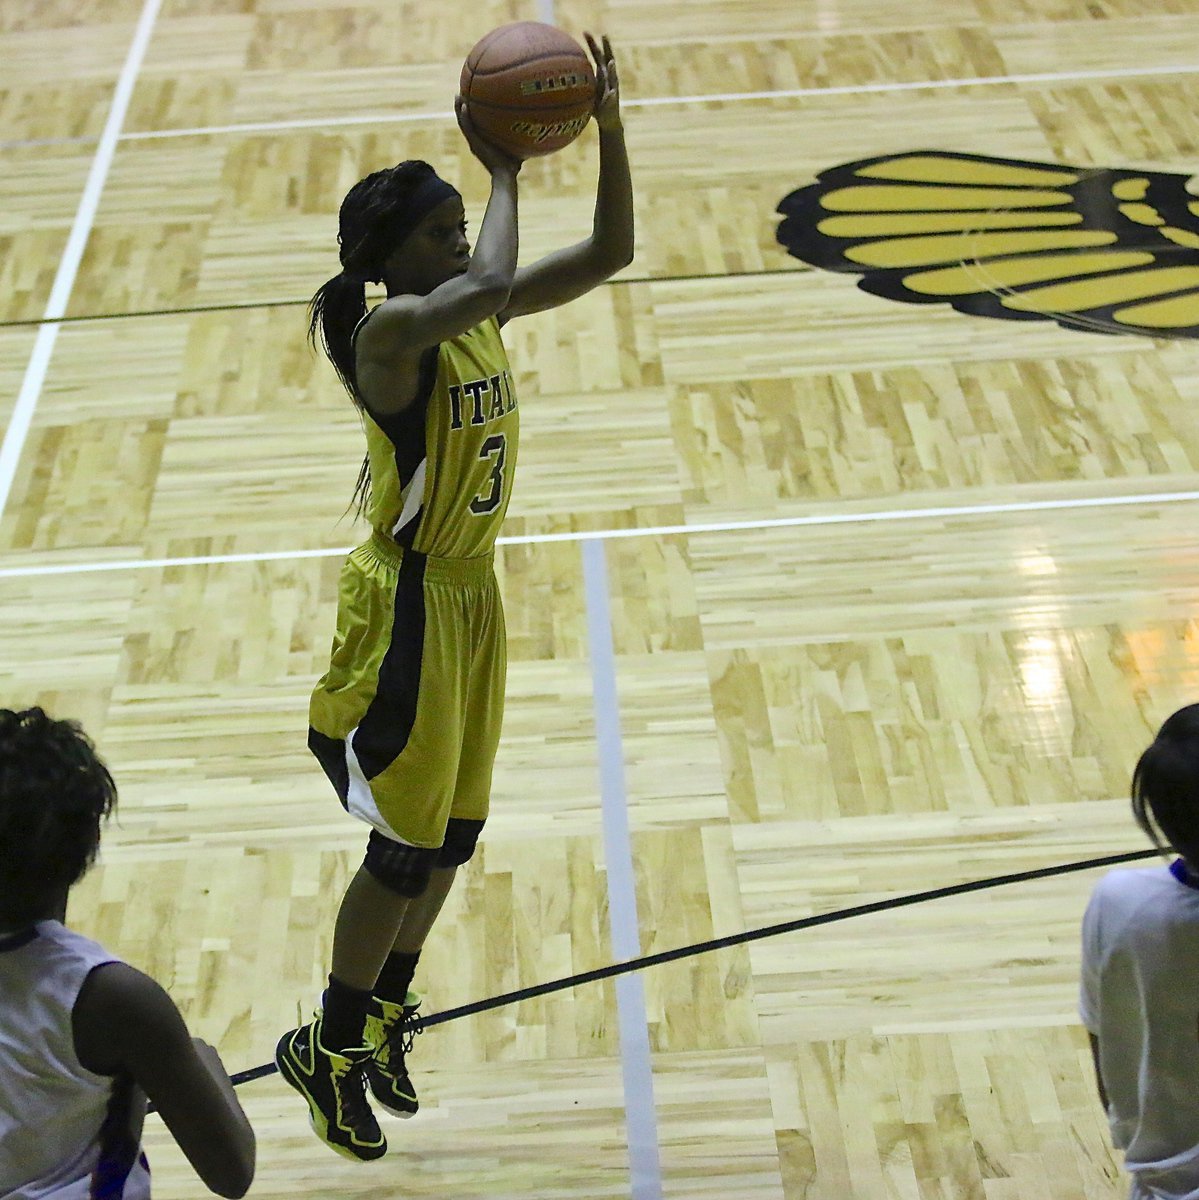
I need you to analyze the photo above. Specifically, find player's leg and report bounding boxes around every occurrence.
[385,818,486,965]
[328,860,412,1035]
[365,567,504,1117]
[319,544,461,1010]
[363,819,486,1115]
[277,542,454,1158]
[358,865,449,1119]
[276,835,442,1160]
[360,854,458,1116]
[392,862,458,956]
[369,862,457,1047]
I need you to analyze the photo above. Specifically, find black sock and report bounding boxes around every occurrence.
[373,951,420,1005]
[321,974,372,1051]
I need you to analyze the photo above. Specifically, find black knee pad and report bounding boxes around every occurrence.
[436,818,485,868]
[363,831,439,898]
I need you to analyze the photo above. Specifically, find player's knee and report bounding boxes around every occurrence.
[363,831,438,898]
[436,818,485,868]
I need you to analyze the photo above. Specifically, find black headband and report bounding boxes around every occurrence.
[342,173,462,282]
[387,173,462,247]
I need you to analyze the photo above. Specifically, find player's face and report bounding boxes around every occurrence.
[387,196,470,294]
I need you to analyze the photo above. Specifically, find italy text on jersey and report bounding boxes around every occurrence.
[447,370,517,430]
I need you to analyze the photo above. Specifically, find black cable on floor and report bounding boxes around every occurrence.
[218,845,1159,1091]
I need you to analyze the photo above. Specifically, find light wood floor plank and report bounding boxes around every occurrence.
[11,2,1199,1196]
[994,14,1199,75]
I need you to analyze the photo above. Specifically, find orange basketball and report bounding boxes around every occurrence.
[460,22,595,160]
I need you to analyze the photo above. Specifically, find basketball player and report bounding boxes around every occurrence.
[273,33,632,1160]
[1081,703,1199,1200]
[0,707,255,1199]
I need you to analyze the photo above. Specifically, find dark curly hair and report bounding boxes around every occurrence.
[0,708,116,923]
[309,160,442,517]
[1132,703,1199,864]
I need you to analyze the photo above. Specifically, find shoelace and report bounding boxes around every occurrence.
[378,1006,423,1066]
[331,1055,375,1125]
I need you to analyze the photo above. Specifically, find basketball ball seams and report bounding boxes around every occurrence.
[463,57,594,111]
[470,50,594,79]
[463,23,514,70]
[459,22,595,159]
[459,73,593,114]
[464,96,594,117]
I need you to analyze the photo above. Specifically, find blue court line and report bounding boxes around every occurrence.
[582,538,664,1200]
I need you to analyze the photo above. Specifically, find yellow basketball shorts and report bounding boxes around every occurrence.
[308,532,506,849]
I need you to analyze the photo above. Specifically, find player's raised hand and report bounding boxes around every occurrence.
[585,33,621,131]
[455,95,523,174]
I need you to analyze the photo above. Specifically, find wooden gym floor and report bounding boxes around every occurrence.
[4,0,1199,1196]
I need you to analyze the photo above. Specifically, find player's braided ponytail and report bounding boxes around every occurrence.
[308,161,442,518]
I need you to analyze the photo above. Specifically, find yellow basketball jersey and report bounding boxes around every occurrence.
[361,316,519,558]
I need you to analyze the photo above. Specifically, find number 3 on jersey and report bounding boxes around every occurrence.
[470,433,507,516]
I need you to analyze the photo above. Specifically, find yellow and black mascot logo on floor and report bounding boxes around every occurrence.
[776,150,1199,339]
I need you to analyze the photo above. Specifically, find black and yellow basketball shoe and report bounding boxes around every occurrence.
[363,990,423,1118]
[275,1015,387,1160]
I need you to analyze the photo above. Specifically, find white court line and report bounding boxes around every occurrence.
[625,61,1199,107]
[105,60,1199,144]
[0,0,163,522]
[2,489,1198,581]
[3,59,1196,154]
[120,108,458,142]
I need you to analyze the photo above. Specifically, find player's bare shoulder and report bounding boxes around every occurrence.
[73,960,191,1075]
[354,299,428,415]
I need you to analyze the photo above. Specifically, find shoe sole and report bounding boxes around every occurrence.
[275,1031,387,1162]
[373,1098,419,1119]
[366,1070,419,1119]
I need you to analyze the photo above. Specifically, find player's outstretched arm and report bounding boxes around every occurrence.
[73,962,256,1199]
[500,33,634,323]
[359,100,522,376]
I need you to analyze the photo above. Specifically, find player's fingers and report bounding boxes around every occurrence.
[585,47,606,92]
[599,45,617,96]
[458,99,486,141]
[588,32,612,76]
[583,32,613,104]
